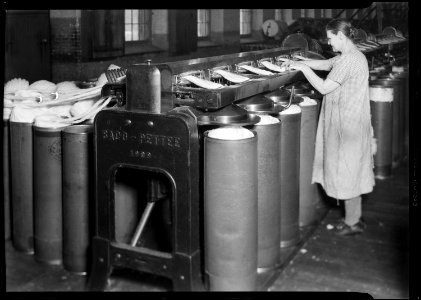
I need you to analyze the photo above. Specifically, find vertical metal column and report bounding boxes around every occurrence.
[278,105,301,248]
[374,75,403,168]
[252,116,281,271]
[33,124,69,265]
[62,124,94,274]
[9,121,34,253]
[204,128,258,291]
[298,100,319,227]
[3,119,12,240]
[369,85,394,179]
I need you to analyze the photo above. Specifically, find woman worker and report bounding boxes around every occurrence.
[282,18,375,236]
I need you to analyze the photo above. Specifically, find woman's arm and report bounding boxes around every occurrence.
[285,60,339,95]
[297,59,333,71]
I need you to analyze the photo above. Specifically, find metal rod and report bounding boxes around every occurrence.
[130,202,156,247]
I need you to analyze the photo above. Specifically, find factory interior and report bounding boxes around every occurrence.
[3,5,415,298]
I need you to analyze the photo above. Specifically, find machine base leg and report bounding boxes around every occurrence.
[87,237,112,291]
[172,252,204,291]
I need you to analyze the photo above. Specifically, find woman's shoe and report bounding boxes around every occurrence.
[335,220,365,236]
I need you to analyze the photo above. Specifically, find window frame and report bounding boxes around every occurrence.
[197,9,210,40]
[124,9,152,46]
[275,9,282,21]
[240,9,252,37]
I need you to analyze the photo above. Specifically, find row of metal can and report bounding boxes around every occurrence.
[202,98,324,290]
[3,120,94,275]
[369,65,409,179]
[3,95,324,289]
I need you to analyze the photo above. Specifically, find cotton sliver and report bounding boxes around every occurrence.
[369,87,393,102]
[255,114,280,125]
[182,75,224,89]
[238,65,274,76]
[108,64,121,70]
[33,114,69,128]
[48,104,73,118]
[10,105,49,123]
[392,66,404,73]
[259,61,286,73]
[280,104,302,115]
[70,100,95,118]
[4,78,29,94]
[207,126,254,140]
[56,81,80,93]
[96,73,108,87]
[29,80,56,93]
[213,69,250,84]
[299,96,317,106]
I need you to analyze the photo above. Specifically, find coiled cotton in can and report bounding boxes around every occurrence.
[10,104,49,123]
[33,114,69,129]
[255,114,280,125]
[207,126,254,140]
[299,97,318,106]
[280,104,302,115]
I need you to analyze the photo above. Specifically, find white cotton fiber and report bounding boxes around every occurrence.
[280,104,302,115]
[392,66,404,73]
[207,126,254,140]
[96,73,108,87]
[33,114,69,129]
[108,64,121,70]
[4,78,29,94]
[369,87,393,102]
[299,96,318,106]
[56,81,80,93]
[70,100,95,118]
[28,80,57,93]
[255,114,280,125]
[47,104,73,118]
[10,104,49,123]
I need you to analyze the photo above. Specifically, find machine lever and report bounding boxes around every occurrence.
[129,179,167,247]
[130,201,156,247]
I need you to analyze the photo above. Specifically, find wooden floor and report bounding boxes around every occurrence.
[269,159,410,299]
[4,159,410,298]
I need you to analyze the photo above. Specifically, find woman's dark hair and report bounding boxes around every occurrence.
[326,18,357,40]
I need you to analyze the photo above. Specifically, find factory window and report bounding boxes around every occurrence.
[301,9,306,17]
[240,9,252,36]
[197,9,210,39]
[275,9,282,21]
[125,9,151,42]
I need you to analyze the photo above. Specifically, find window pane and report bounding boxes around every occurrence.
[125,24,132,41]
[132,10,139,24]
[125,9,151,42]
[240,9,251,35]
[132,24,139,41]
[125,10,132,24]
[139,24,149,41]
[198,9,210,38]
[275,9,281,20]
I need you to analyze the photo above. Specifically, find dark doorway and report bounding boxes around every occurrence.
[4,10,51,82]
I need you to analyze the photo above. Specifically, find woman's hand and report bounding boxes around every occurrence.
[281,60,309,72]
